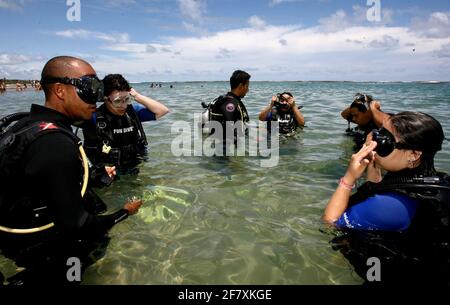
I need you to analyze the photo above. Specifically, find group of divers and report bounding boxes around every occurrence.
[0,56,449,285]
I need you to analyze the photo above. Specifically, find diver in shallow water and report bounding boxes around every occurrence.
[202,70,250,145]
[259,92,305,135]
[0,56,144,285]
[341,93,390,150]
[82,74,169,176]
[323,111,449,283]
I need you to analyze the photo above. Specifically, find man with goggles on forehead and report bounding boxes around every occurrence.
[0,56,143,284]
[259,92,305,135]
[82,74,169,176]
[341,93,390,150]
[324,112,450,283]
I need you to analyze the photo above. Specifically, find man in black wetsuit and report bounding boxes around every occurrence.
[208,70,250,148]
[259,92,305,135]
[0,56,143,284]
[341,93,390,149]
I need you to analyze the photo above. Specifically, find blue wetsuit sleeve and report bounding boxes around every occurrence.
[335,193,419,232]
[266,112,272,121]
[133,104,156,122]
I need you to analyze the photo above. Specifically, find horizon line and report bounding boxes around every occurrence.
[2,79,449,84]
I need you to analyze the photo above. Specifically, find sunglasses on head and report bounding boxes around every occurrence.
[41,75,104,105]
[354,93,366,103]
[107,93,133,108]
[372,128,411,157]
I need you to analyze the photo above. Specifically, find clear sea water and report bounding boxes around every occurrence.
[1,81,449,284]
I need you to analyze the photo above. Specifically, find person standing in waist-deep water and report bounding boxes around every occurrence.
[208,70,250,146]
[341,93,390,149]
[259,92,305,135]
[82,74,169,176]
[0,56,143,285]
[323,112,450,283]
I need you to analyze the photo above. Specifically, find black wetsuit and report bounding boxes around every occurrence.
[331,169,450,284]
[82,103,150,175]
[267,107,299,135]
[347,121,378,150]
[210,92,249,125]
[0,104,128,284]
[210,92,249,144]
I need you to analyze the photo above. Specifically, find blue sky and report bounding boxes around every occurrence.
[1,0,450,81]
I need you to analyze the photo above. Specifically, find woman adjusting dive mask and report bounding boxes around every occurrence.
[107,92,133,108]
[371,127,412,158]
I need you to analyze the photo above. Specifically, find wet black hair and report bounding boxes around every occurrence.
[390,111,445,175]
[103,74,131,97]
[349,93,373,113]
[280,92,293,98]
[230,70,251,90]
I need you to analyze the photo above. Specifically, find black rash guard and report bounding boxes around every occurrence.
[18,104,128,238]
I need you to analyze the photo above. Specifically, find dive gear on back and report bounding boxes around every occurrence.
[349,173,450,234]
[201,93,249,134]
[0,112,90,234]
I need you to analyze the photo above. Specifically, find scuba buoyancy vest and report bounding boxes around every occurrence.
[269,107,298,135]
[83,104,148,167]
[201,94,249,135]
[0,112,90,234]
[349,172,450,238]
[333,173,450,283]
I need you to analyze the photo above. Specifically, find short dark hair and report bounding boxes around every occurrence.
[350,101,368,113]
[230,70,251,90]
[390,112,445,175]
[280,92,293,98]
[103,74,131,96]
[349,93,373,113]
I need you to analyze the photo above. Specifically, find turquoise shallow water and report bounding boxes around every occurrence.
[1,82,449,284]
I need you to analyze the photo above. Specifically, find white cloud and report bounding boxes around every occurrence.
[269,0,304,7]
[382,9,395,25]
[248,16,267,30]
[369,35,399,49]
[0,53,32,65]
[102,42,172,54]
[318,10,351,33]
[411,12,450,38]
[83,18,450,81]
[435,44,450,58]
[104,0,137,7]
[0,53,45,79]
[12,11,450,81]
[178,0,205,21]
[55,29,130,44]
[332,5,395,29]
[0,0,25,10]
[177,0,207,33]
[181,21,207,35]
